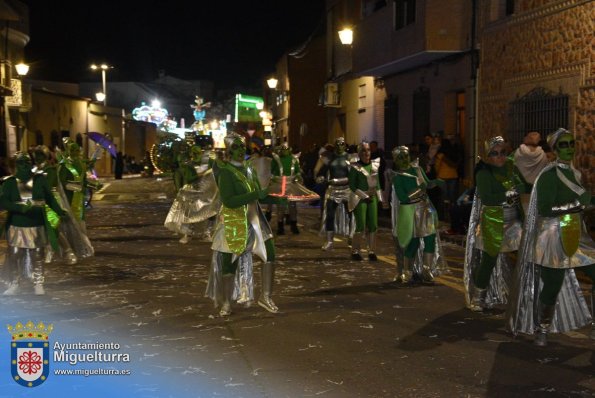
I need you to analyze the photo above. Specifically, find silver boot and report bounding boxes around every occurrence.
[219,274,235,316]
[469,285,487,312]
[534,303,555,347]
[421,253,435,282]
[322,231,334,251]
[395,257,413,284]
[32,248,45,295]
[258,262,278,313]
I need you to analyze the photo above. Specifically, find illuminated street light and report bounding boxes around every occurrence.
[338,28,353,45]
[95,92,106,103]
[266,77,278,89]
[90,63,113,106]
[15,63,29,76]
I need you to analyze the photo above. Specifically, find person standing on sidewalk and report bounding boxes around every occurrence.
[464,136,525,312]
[205,133,278,316]
[348,141,383,261]
[388,146,446,283]
[1,152,65,295]
[507,128,594,346]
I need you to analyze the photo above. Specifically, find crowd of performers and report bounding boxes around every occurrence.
[165,128,593,346]
[2,127,591,347]
[0,139,97,295]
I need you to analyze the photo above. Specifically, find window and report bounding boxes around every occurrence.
[507,87,569,149]
[505,0,514,16]
[456,92,466,141]
[50,131,60,150]
[35,130,43,145]
[412,87,430,144]
[394,0,416,30]
[362,0,387,17]
[358,84,367,110]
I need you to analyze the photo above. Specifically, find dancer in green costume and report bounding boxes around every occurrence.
[348,141,383,261]
[33,146,93,265]
[270,143,301,235]
[389,146,446,283]
[206,133,277,316]
[58,141,97,231]
[1,152,65,295]
[465,136,525,312]
[507,128,594,346]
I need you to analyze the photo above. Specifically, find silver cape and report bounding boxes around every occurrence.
[164,169,221,237]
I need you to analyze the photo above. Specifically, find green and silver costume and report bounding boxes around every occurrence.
[1,152,64,295]
[507,128,594,345]
[205,133,278,316]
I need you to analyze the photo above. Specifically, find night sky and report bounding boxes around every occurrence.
[21,0,326,90]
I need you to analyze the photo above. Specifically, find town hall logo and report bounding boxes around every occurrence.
[7,321,53,387]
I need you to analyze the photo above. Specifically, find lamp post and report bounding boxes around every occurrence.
[90,63,112,106]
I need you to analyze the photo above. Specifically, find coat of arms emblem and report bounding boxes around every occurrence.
[7,321,53,387]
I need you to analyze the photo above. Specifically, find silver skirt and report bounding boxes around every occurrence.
[412,199,437,238]
[475,206,522,253]
[7,226,47,249]
[533,216,595,269]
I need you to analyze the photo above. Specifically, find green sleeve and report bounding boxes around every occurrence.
[476,169,506,205]
[348,167,358,192]
[218,168,259,208]
[514,166,531,193]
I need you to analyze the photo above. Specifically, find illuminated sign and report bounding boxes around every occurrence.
[234,94,264,123]
[132,101,176,129]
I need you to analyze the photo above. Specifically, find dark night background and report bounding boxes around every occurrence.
[21,0,326,89]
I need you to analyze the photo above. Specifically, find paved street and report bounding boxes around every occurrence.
[0,176,594,398]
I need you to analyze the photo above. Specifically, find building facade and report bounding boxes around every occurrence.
[477,0,595,191]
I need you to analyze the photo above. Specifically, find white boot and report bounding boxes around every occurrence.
[3,283,19,296]
[322,232,334,251]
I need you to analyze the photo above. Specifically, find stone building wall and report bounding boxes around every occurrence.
[478,0,594,191]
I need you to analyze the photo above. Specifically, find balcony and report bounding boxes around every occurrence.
[352,0,472,77]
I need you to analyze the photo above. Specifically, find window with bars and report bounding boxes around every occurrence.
[507,87,569,149]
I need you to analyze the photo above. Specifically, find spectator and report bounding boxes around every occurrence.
[114,151,124,179]
[434,138,460,216]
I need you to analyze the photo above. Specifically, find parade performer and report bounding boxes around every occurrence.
[348,141,383,261]
[464,136,525,312]
[33,146,93,265]
[389,146,446,283]
[205,133,278,316]
[164,148,220,244]
[58,141,99,232]
[1,152,65,295]
[507,128,594,346]
[269,143,302,235]
[316,137,353,251]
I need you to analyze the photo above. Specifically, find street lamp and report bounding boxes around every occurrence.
[95,92,106,103]
[90,63,112,106]
[338,28,353,45]
[266,77,278,89]
[15,63,29,77]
